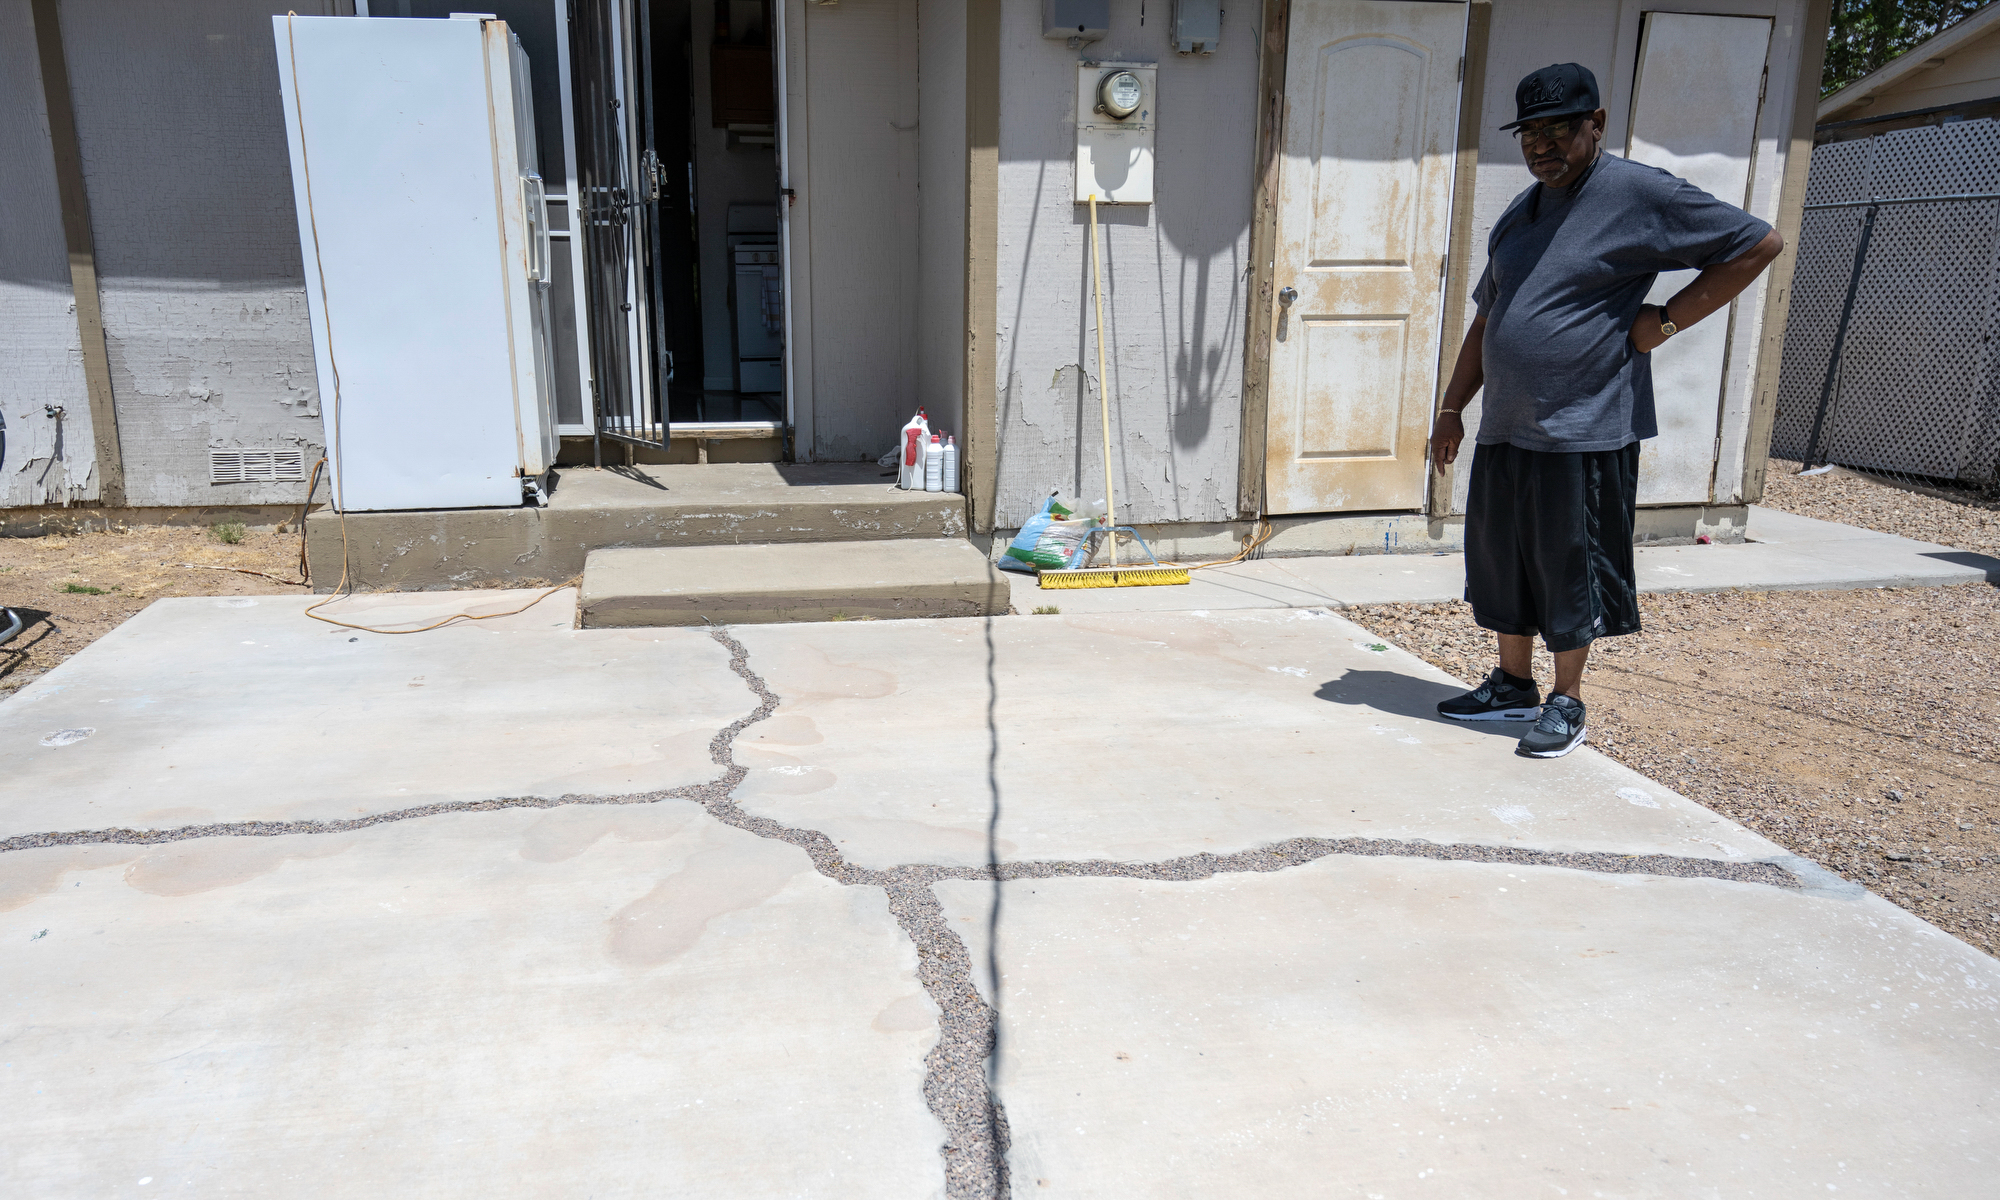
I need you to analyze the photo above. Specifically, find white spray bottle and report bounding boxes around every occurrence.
[897,408,930,489]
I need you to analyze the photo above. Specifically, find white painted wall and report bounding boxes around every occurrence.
[916,0,967,442]
[60,0,335,508]
[0,0,97,507]
[992,0,1256,528]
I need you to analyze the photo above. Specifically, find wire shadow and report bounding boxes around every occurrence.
[981,612,1009,1186]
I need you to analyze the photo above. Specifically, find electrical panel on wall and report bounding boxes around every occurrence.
[1171,0,1221,54]
[1076,62,1156,204]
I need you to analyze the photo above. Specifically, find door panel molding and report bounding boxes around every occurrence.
[1262,0,1466,516]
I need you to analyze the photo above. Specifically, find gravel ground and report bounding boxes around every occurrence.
[1349,585,2000,957]
[1763,457,2000,555]
[0,525,308,697]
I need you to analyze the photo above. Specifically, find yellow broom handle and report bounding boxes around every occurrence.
[1089,194,1117,569]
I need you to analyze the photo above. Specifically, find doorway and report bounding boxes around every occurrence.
[1261,0,1468,516]
[570,0,785,453]
[649,0,785,427]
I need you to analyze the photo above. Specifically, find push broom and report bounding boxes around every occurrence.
[1038,195,1190,590]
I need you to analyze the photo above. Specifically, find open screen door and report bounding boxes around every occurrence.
[1263,0,1466,516]
[1626,11,1773,504]
[570,0,667,450]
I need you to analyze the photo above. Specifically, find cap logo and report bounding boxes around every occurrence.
[1523,77,1566,107]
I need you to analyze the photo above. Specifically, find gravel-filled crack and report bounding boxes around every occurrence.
[688,627,1014,1200]
[2,625,1808,1199]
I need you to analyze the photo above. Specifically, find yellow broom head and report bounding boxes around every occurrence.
[1038,564,1191,589]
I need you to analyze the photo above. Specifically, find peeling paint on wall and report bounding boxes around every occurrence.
[97,287,323,506]
[992,3,1253,528]
[59,0,333,508]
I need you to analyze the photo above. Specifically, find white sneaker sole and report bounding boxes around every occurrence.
[1439,706,1543,722]
[1518,725,1587,759]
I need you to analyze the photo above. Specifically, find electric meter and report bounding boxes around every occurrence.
[1076,61,1155,203]
[1097,70,1144,119]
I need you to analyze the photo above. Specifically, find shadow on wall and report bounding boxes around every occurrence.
[1001,168,1251,529]
[992,7,1258,530]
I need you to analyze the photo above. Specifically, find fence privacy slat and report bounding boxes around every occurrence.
[1772,119,2000,486]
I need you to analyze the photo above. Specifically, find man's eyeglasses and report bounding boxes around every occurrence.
[1512,119,1582,144]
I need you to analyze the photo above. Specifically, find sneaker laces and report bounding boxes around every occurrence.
[1533,697,1580,736]
[1469,669,1507,703]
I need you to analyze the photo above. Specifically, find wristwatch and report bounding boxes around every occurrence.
[1657,304,1679,339]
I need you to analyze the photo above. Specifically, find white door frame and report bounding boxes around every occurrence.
[549,0,595,434]
[778,0,813,460]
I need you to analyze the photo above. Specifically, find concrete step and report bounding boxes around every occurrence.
[306,463,967,591]
[579,538,1007,627]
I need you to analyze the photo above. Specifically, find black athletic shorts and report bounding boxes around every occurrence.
[1463,441,1642,653]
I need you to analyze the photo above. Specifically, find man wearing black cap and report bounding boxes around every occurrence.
[1428,63,1784,759]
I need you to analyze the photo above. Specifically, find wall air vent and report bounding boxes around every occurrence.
[209,448,306,484]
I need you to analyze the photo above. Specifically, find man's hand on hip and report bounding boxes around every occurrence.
[1628,304,1671,354]
[1628,229,1786,355]
[1429,410,1465,469]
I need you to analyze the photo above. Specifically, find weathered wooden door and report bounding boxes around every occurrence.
[1626,11,1773,504]
[1263,0,1466,515]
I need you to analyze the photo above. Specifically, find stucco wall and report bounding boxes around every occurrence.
[916,0,968,441]
[992,2,1255,528]
[0,0,98,507]
[60,0,335,508]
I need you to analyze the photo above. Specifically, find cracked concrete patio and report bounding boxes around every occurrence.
[4,591,1997,1197]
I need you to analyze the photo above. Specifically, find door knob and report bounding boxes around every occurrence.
[1278,286,1298,306]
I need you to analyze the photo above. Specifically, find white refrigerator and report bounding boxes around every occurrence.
[275,13,558,512]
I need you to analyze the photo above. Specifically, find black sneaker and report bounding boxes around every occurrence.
[1437,669,1543,722]
[1516,694,1587,758]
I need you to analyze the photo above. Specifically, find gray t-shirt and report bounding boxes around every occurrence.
[1471,152,1772,453]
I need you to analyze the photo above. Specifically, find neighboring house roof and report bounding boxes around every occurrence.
[1819,2,2000,123]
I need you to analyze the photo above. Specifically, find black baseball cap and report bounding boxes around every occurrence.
[1499,63,1601,130]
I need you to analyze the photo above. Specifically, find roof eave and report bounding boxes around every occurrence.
[1818,3,2000,122]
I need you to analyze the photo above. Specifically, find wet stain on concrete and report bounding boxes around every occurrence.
[517,804,697,864]
[744,714,825,747]
[123,836,351,897]
[607,844,803,967]
[0,844,139,912]
[872,992,937,1033]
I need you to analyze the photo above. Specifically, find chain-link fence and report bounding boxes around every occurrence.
[1770,118,2000,498]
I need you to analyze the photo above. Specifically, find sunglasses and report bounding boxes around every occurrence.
[1512,118,1585,144]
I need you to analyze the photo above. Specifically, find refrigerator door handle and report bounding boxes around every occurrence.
[522,172,551,285]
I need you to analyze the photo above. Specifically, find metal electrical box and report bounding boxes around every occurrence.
[1044,0,1108,44]
[1171,0,1222,54]
[1075,62,1155,204]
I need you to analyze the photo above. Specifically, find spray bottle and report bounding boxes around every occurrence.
[897,408,930,489]
[924,433,945,492]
